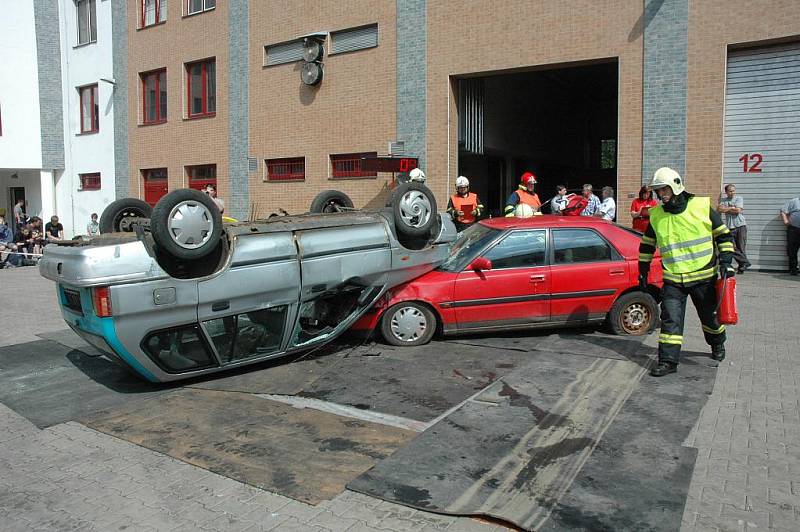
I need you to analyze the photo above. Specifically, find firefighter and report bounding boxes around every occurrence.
[504,172,541,217]
[639,167,736,377]
[447,176,484,232]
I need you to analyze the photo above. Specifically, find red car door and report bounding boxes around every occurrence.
[453,229,549,331]
[549,228,631,323]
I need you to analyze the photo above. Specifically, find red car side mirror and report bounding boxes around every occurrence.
[469,257,492,271]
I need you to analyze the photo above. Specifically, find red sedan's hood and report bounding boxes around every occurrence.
[387,269,457,306]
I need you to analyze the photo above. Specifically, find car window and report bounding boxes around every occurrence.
[142,324,217,373]
[483,230,547,269]
[553,229,612,264]
[438,223,501,272]
[290,284,381,348]
[203,305,288,364]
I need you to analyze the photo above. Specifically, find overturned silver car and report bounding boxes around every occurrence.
[39,185,455,382]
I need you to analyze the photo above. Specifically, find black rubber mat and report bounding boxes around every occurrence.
[84,388,416,504]
[348,345,714,531]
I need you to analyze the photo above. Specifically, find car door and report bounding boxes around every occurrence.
[549,228,630,324]
[453,229,549,331]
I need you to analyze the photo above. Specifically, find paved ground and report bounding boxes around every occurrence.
[1,265,798,531]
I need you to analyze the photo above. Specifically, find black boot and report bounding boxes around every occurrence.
[650,361,677,377]
[711,344,726,362]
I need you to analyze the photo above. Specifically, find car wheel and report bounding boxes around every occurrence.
[151,189,223,261]
[391,182,437,239]
[99,198,152,234]
[310,190,354,213]
[607,291,658,336]
[380,302,437,346]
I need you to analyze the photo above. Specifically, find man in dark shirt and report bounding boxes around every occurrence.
[45,215,64,241]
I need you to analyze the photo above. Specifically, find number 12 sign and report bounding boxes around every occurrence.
[738,153,763,173]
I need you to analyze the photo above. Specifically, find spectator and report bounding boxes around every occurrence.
[13,198,26,232]
[205,184,225,213]
[580,184,601,217]
[781,195,800,276]
[595,186,616,221]
[717,184,751,274]
[87,213,100,236]
[550,185,568,214]
[630,186,658,233]
[45,215,64,242]
[0,215,19,267]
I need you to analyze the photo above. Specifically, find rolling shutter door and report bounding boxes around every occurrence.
[724,43,800,270]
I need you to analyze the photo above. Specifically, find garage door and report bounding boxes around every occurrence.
[724,42,800,271]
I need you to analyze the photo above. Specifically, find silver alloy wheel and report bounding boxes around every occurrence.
[167,200,214,249]
[390,305,429,343]
[398,190,432,228]
[621,302,650,334]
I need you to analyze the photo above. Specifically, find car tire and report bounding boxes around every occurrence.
[99,198,152,234]
[310,190,354,213]
[607,291,658,336]
[391,182,438,239]
[151,189,223,261]
[380,302,437,346]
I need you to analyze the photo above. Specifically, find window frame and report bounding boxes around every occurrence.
[76,0,97,46]
[141,69,167,124]
[186,59,216,118]
[265,157,305,182]
[186,0,215,16]
[79,172,101,191]
[480,229,548,271]
[186,164,217,189]
[330,152,378,179]
[550,228,623,265]
[140,0,167,29]
[78,84,99,134]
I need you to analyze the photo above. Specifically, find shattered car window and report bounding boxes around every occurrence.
[290,285,378,347]
[437,224,501,272]
[203,306,287,364]
[142,325,217,372]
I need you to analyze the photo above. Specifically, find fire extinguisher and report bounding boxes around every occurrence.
[716,275,739,325]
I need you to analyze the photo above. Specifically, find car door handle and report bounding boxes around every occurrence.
[609,268,625,276]
[529,275,546,283]
[211,301,230,312]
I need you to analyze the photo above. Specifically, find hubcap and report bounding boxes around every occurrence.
[167,200,214,249]
[622,302,650,334]
[399,191,432,228]
[390,306,428,342]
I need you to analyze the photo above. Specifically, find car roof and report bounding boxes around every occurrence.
[479,215,614,230]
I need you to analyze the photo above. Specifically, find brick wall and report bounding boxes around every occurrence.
[112,0,129,199]
[228,0,249,220]
[34,0,65,170]
[396,0,427,171]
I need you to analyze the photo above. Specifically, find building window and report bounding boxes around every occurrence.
[265,40,304,66]
[141,0,167,28]
[331,152,378,179]
[600,139,616,169]
[186,164,216,190]
[79,173,101,191]
[79,84,99,133]
[266,157,305,182]
[141,69,167,124]
[330,24,378,55]
[77,0,97,45]
[187,0,215,16]
[186,59,215,118]
[142,168,169,206]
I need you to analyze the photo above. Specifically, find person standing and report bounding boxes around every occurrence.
[630,186,658,233]
[205,184,225,214]
[594,186,616,221]
[504,172,541,217]
[447,176,484,232]
[781,195,800,276]
[550,185,568,214]
[718,184,751,274]
[580,184,601,217]
[638,167,735,377]
[13,198,25,233]
[87,213,100,236]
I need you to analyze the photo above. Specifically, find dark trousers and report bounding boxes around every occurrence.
[658,281,726,364]
[788,225,800,273]
[730,226,750,269]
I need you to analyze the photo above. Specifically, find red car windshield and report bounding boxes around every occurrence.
[438,223,502,272]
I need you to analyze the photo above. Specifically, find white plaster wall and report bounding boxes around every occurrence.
[58,0,116,237]
[0,2,43,169]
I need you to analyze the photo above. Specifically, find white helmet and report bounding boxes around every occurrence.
[650,167,685,195]
[409,168,426,183]
[514,203,535,218]
[455,176,469,188]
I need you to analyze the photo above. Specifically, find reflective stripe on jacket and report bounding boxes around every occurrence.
[649,197,715,281]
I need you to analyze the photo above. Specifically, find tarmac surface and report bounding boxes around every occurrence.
[0,265,798,531]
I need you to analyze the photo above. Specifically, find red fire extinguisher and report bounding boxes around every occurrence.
[716,275,739,325]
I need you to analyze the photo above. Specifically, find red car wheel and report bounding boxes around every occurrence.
[608,291,658,335]
[380,302,437,346]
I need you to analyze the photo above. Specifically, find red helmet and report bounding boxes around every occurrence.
[520,171,537,190]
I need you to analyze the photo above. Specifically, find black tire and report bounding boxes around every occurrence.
[310,190,354,213]
[607,291,658,336]
[151,189,223,261]
[391,182,438,238]
[99,198,152,234]
[380,301,437,346]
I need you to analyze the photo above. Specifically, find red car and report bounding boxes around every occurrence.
[352,216,663,346]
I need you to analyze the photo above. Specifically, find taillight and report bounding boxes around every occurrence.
[92,286,113,317]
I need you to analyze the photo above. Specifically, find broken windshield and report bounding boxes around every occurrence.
[437,224,501,272]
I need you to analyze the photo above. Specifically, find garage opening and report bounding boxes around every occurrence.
[456,61,618,217]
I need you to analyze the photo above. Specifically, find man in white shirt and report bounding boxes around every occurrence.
[550,185,568,214]
[595,186,616,221]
